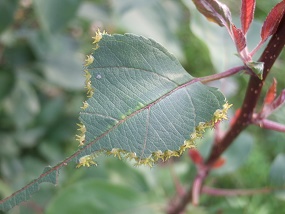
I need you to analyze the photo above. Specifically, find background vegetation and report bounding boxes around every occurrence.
[0,0,284,213]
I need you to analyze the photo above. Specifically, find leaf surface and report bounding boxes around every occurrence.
[241,0,256,34]
[78,33,227,165]
[33,0,80,33]
[232,25,246,52]
[270,154,285,186]
[261,1,285,44]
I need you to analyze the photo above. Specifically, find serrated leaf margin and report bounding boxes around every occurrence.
[76,30,232,168]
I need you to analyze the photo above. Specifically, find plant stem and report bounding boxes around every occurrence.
[252,118,285,132]
[192,167,208,205]
[167,186,193,214]
[198,65,246,83]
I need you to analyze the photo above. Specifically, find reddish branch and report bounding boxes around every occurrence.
[167,13,285,214]
[252,117,285,132]
[207,13,285,164]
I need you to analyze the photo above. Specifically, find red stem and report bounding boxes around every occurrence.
[192,166,208,205]
[199,65,246,83]
[252,118,285,132]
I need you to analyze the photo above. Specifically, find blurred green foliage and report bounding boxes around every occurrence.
[0,0,284,213]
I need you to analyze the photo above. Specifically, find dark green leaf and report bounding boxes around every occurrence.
[77,33,227,166]
[0,33,228,212]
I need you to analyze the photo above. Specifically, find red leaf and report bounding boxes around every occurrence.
[261,1,285,43]
[232,24,246,52]
[188,149,203,165]
[271,89,285,111]
[192,0,232,28]
[264,78,277,104]
[241,0,256,34]
[212,157,225,169]
[261,78,285,118]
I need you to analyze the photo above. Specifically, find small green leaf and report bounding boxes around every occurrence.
[33,0,80,33]
[246,61,264,80]
[77,33,228,166]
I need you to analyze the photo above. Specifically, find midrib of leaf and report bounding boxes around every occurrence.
[79,77,200,160]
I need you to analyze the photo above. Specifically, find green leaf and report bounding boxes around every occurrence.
[0,68,15,101]
[27,33,85,90]
[111,0,185,60]
[46,179,156,214]
[77,33,227,167]
[0,33,228,212]
[0,0,18,33]
[4,79,40,129]
[33,0,80,33]
[0,166,58,212]
[269,154,285,186]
